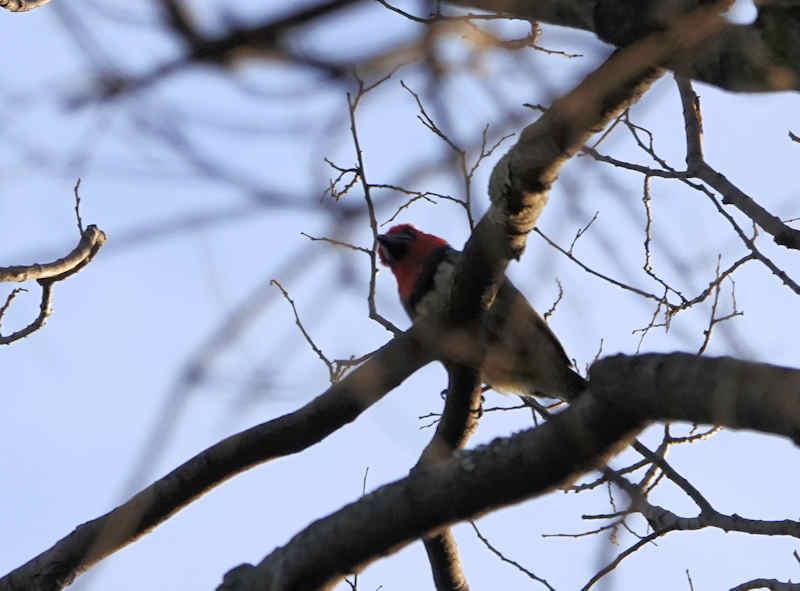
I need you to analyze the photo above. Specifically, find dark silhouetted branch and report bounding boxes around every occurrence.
[445,0,800,92]
[676,75,800,250]
[0,331,432,591]
[218,353,800,591]
[415,366,482,591]
[730,578,800,591]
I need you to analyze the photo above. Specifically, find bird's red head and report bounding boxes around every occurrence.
[377,224,448,302]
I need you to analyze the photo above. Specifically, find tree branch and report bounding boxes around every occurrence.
[0,0,51,11]
[592,353,800,441]
[676,75,800,250]
[730,578,800,591]
[219,382,643,591]
[0,331,432,591]
[445,2,724,329]
[415,366,482,591]
[218,353,800,591]
[75,0,362,102]
[0,225,107,345]
[444,0,800,92]
[0,225,106,283]
[450,58,660,319]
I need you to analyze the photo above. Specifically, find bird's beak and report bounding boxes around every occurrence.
[376,233,410,266]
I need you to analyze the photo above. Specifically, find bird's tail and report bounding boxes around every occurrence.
[523,368,587,402]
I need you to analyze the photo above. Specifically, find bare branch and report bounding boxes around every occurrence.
[703,190,800,295]
[453,10,687,321]
[583,146,685,178]
[0,282,54,346]
[219,387,644,591]
[696,259,742,354]
[272,279,343,383]
[677,76,800,250]
[72,178,85,234]
[542,278,563,322]
[0,331,432,591]
[0,288,26,328]
[420,529,469,591]
[581,531,665,591]
[470,522,555,590]
[0,224,106,345]
[698,161,800,250]
[399,81,475,227]
[0,225,106,283]
[630,441,712,514]
[415,366,482,590]
[446,0,800,92]
[729,579,800,591]
[346,86,402,336]
[300,232,371,255]
[536,227,665,304]
[675,75,704,168]
[0,0,52,11]
[218,352,800,591]
[542,519,622,539]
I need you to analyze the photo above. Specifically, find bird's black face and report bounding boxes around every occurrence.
[377,225,417,266]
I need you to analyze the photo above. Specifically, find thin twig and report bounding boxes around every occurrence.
[536,227,663,303]
[300,232,371,255]
[542,519,623,539]
[543,278,564,322]
[73,178,85,234]
[0,288,27,330]
[271,279,341,383]
[471,522,556,590]
[346,83,401,335]
[581,530,668,591]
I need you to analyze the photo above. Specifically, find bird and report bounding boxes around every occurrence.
[377,223,586,400]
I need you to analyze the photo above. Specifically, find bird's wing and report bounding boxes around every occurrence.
[481,277,584,398]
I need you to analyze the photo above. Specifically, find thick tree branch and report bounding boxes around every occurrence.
[0,331,432,591]
[219,382,643,591]
[421,531,470,591]
[447,4,728,324]
[592,353,800,440]
[730,579,800,591]
[219,353,800,591]
[415,366,482,591]
[445,0,800,92]
[416,366,483,465]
